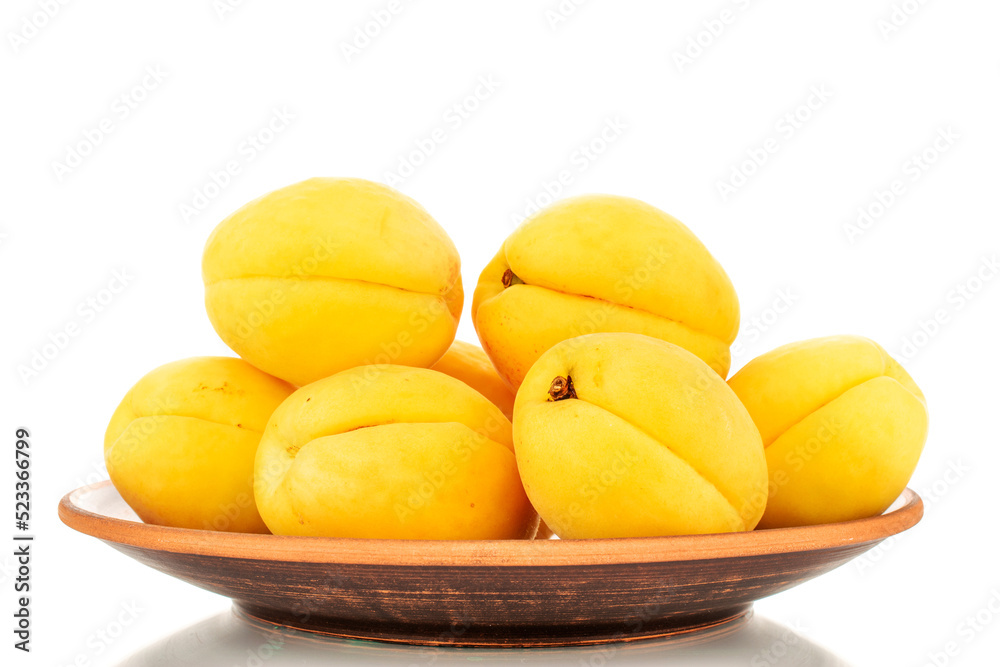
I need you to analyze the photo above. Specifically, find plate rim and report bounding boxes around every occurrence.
[58,481,923,566]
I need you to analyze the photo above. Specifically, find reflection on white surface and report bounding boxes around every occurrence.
[116,608,850,666]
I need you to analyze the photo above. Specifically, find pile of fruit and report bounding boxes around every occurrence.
[103,178,928,540]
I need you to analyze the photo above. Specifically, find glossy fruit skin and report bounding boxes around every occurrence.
[431,341,555,537]
[728,335,929,529]
[514,333,768,539]
[254,365,538,539]
[430,340,515,420]
[104,357,295,533]
[203,178,462,387]
[472,195,739,390]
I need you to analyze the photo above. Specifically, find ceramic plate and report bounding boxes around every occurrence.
[59,481,922,647]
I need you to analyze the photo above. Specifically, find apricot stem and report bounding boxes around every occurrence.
[501,269,524,288]
[548,376,577,401]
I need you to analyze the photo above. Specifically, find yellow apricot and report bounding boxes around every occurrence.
[104,357,295,533]
[430,340,515,420]
[514,333,767,539]
[727,336,928,528]
[254,365,538,539]
[473,195,739,390]
[430,341,554,537]
[203,178,462,386]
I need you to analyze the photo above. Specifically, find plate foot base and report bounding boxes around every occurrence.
[233,602,754,648]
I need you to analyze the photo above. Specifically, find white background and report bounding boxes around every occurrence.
[2,1,999,665]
